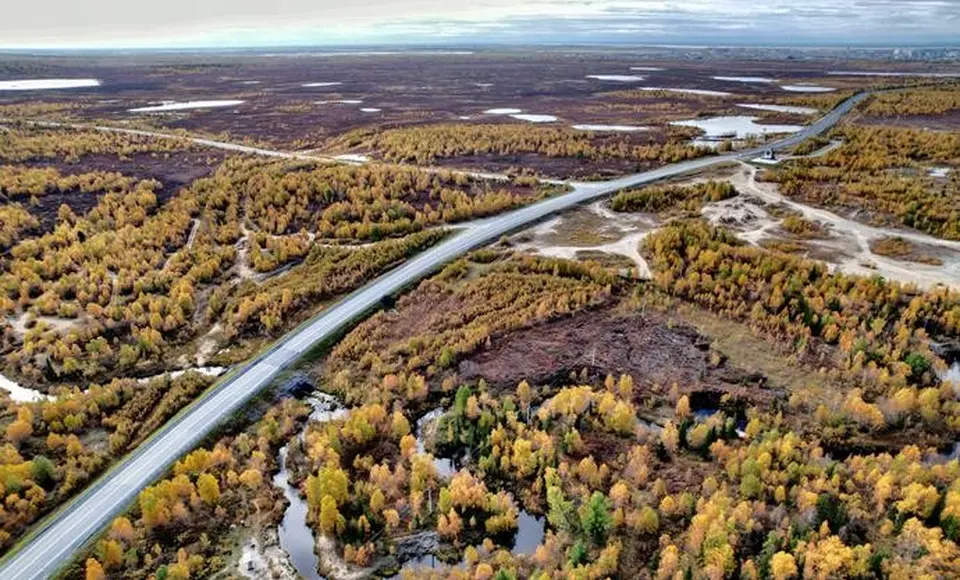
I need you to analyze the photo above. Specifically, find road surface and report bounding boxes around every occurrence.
[0,92,868,580]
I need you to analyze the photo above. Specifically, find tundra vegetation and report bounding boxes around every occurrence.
[80,228,960,579]
[4,77,960,580]
[0,127,557,553]
[766,124,960,240]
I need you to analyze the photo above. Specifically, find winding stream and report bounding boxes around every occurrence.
[933,363,960,463]
[415,407,456,478]
[272,393,347,580]
[398,510,545,576]
[270,357,960,576]
[274,445,323,580]
[271,398,728,577]
[397,408,546,575]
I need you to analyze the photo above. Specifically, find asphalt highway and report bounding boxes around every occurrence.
[0,91,867,580]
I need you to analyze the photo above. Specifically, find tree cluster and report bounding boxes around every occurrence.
[610,180,737,214]
[865,86,960,117]
[324,254,615,406]
[79,400,307,579]
[0,126,192,163]
[644,220,960,433]
[0,372,216,550]
[334,123,710,169]
[769,124,960,239]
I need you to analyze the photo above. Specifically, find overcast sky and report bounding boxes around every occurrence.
[2,0,958,49]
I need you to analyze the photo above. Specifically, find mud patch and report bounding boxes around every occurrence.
[237,529,297,580]
[458,308,776,406]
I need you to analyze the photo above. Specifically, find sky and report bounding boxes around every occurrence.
[1,0,958,49]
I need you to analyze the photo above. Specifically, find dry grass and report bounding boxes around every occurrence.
[672,302,839,395]
[870,236,944,265]
[780,215,829,238]
[760,239,810,254]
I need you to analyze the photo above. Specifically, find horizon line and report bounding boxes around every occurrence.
[2,40,960,53]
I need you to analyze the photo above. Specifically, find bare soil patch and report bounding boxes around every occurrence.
[458,306,778,408]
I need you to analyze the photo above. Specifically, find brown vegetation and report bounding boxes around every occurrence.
[865,86,960,117]
[333,124,711,179]
[870,236,944,265]
[76,400,307,579]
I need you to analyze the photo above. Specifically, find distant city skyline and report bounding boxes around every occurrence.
[2,0,959,49]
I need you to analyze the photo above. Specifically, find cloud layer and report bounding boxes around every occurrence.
[2,0,958,48]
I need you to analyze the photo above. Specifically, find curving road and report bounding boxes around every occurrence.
[0,92,868,580]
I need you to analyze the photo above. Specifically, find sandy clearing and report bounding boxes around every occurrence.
[333,153,370,163]
[512,200,657,276]
[235,224,258,281]
[0,373,50,403]
[515,162,958,291]
[136,367,227,384]
[728,164,960,289]
[517,231,652,277]
[238,532,297,580]
[6,312,81,336]
[315,536,369,580]
[196,323,223,366]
